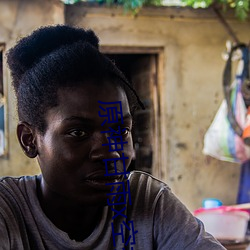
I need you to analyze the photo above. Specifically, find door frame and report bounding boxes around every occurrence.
[100,46,165,179]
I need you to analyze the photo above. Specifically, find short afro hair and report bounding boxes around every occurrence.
[7,25,143,132]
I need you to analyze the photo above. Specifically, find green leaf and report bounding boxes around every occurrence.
[60,0,250,20]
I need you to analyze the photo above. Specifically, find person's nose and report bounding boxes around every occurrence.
[89,132,120,162]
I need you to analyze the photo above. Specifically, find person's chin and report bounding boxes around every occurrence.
[75,193,109,207]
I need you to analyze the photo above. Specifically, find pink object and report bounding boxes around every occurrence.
[194,206,250,240]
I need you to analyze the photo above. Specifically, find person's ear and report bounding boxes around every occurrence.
[17,122,38,158]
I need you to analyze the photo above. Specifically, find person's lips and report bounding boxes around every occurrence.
[84,170,124,181]
[82,172,124,190]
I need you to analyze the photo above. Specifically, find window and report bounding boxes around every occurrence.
[0,47,6,156]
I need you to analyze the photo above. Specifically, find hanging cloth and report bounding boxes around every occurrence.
[203,44,250,163]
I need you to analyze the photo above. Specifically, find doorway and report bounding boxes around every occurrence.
[102,47,163,175]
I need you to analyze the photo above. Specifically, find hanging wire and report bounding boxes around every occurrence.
[213,5,240,45]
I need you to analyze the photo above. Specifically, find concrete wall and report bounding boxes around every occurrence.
[65,5,250,211]
[1,0,250,211]
[0,0,64,176]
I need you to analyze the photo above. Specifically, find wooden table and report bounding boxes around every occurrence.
[220,240,250,250]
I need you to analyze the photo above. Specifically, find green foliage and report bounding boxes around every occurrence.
[107,0,163,14]
[62,0,81,4]
[228,0,249,20]
[183,0,249,20]
[61,0,250,20]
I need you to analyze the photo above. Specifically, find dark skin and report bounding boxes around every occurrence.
[17,81,134,241]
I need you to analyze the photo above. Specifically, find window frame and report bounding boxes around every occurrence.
[0,44,8,157]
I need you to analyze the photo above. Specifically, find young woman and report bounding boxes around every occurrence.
[0,25,225,249]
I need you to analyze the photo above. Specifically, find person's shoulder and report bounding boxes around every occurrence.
[0,175,37,186]
[129,170,170,190]
[0,175,39,214]
[128,170,171,202]
[0,175,23,187]
[0,175,39,196]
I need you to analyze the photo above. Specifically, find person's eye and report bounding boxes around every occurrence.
[68,129,88,138]
[121,128,130,136]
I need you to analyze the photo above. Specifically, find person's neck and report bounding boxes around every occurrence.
[36,177,103,242]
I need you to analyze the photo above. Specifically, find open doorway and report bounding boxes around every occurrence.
[102,47,162,174]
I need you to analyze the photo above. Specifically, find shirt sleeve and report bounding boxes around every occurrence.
[0,189,27,250]
[153,187,226,250]
[0,212,10,249]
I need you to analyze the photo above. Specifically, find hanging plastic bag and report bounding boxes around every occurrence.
[203,45,250,163]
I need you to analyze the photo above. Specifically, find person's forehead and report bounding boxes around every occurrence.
[58,81,127,101]
[55,82,131,119]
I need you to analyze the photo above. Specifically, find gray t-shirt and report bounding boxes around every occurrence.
[0,171,225,249]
